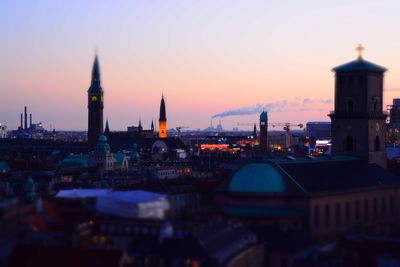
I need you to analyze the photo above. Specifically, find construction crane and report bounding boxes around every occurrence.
[176,126,189,133]
[237,122,304,148]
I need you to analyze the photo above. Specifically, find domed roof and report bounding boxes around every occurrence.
[98,135,108,142]
[333,58,386,73]
[94,135,110,154]
[229,163,286,193]
[260,111,268,121]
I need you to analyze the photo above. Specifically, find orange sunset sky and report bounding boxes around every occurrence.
[2,0,400,131]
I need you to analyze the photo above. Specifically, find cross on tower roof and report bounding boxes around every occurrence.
[356,44,364,60]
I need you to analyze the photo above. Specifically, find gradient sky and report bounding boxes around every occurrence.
[2,0,400,131]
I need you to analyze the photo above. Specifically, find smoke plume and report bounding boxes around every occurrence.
[212,98,333,118]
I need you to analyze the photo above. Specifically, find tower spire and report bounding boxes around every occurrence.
[138,118,143,131]
[158,94,167,138]
[104,118,110,134]
[87,54,104,148]
[88,54,103,93]
[159,95,167,121]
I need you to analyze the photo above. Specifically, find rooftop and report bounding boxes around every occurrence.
[333,58,387,72]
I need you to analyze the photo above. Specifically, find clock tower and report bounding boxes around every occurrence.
[87,55,104,149]
[329,46,387,167]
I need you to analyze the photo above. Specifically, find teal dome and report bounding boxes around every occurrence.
[94,135,110,154]
[98,135,108,142]
[229,163,286,193]
[260,111,268,121]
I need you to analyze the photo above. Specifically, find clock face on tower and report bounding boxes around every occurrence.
[91,96,97,102]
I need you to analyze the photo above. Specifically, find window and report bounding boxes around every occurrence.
[347,100,354,114]
[375,136,380,151]
[373,99,378,112]
[314,206,320,228]
[382,196,387,216]
[390,196,395,215]
[346,136,354,152]
[373,197,378,217]
[358,76,365,86]
[349,76,354,87]
[364,199,369,220]
[335,203,341,225]
[339,76,345,86]
[355,201,360,221]
[325,204,331,226]
[345,202,351,223]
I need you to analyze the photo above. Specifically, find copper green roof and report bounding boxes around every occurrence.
[60,155,91,167]
[113,152,126,165]
[229,163,286,193]
[98,135,108,142]
[333,58,386,72]
[94,135,111,154]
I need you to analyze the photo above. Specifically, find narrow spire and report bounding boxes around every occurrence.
[92,55,100,82]
[151,120,154,131]
[159,95,167,121]
[138,118,143,131]
[88,54,103,93]
[253,123,257,138]
[104,118,110,134]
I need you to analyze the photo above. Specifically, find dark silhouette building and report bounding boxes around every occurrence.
[159,95,167,138]
[87,55,104,148]
[259,110,268,153]
[329,47,387,167]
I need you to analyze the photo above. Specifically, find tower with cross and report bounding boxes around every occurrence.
[329,45,387,167]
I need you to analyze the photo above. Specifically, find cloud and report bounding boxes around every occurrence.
[212,98,333,118]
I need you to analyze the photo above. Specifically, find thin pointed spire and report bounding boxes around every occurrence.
[138,118,143,131]
[104,118,110,134]
[159,95,167,121]
[88,53,103,93]
[253,123,257,138]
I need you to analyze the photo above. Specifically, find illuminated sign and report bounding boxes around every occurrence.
[201,144,229,150]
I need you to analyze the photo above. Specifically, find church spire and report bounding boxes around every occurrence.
[138,118,143,131]
[253,123,257,138]
[158,95,167,138]
[88,54,103,93]
[159,95,167,121]
[151,120,154,132]
[104,118,110,134]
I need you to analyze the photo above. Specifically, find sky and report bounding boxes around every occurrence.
[2,0,400,131]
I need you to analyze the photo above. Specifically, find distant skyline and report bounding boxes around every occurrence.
[2,0,400,131]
